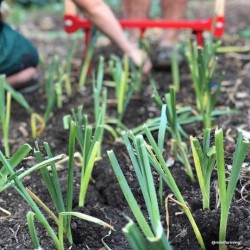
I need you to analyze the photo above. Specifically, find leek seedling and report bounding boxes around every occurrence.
[143,126,206,249]
[55,56,64,109]
[109,55,134,121]
[44,53,74,121]
[129,56,144,92]
[130,38,151,92]
[79,28,98,87]
[0,75,32,113]
[93,57,118,152]
[0,144,33,190]
[184,39,222,128]
[0,144,65,249]
[93,56,109,155]
[63,107,101,207]
[93,56,105,124]
[171,49,180,92]
[215,129,249,250]
[34,120,77,244]
[2,124,111,249]
[190,128,216,209]
[108,132,172,249]
[0,84,11,157]
[34,142,67,227]
[64,39,78,96]
[152,87,195,182]
[43,56,58,123]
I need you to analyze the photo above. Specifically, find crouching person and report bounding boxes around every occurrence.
[0,0,39,93]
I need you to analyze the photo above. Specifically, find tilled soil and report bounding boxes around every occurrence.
[1,1,250,250]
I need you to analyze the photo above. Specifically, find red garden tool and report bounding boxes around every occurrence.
[64,0,225,47]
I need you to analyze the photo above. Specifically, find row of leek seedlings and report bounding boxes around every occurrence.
[183,38,224,128]
[0,125,112,249]
[0,83,11,157]
[142,125,206,249]
[43,52,75,124]
[190,128,249,250]
[63,106,102,207]
[79,28,98,87]
[0,144,64,248]
[33,121,104,247]
[109,55,134,121]
[108,132,172,250]
[215,129,249,250]
[131,38,152,92]
[190,128,249,209]
[152,87,195,182]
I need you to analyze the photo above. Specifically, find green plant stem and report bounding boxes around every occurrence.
[4,92,11,157]
[0,151,60,249]
[215,129,228,249]
[144,126,205,249]
[79,142,99,207]
[176,135,195,183]
[65,121,76,244]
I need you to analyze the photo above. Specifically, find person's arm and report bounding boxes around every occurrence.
[71,0,151,73]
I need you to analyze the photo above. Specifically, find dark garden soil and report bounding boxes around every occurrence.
[1,1,250,250]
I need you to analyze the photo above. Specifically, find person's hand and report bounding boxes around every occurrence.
[127,47,152,75]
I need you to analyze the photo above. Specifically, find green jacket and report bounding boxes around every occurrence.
[0,21,39,76]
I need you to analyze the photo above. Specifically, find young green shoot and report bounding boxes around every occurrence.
[0,75,32,114]
[55,66,64,109]
[58,212,114,249]
[143,126,206,249]
[183,38,223,128]
[64,39,78,96]
[190,128,216,209]
[0,84,11,157]
[1,124,111,249]
[215,129,249,250]
[79,28,97,87]
[63,107,101,207]
[43,56,58,123]
[93,56,116,155]
[108,132,172,249]
[152,87,195,182]
[171,49,180,92]
[109,55,134,121]
[0,145,65,249]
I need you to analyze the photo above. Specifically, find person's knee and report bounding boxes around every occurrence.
[6,66,39,87]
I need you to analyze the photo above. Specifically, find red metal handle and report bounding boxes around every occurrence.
[64,15,225,37]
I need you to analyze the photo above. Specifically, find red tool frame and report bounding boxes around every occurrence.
[64,15,225,47]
